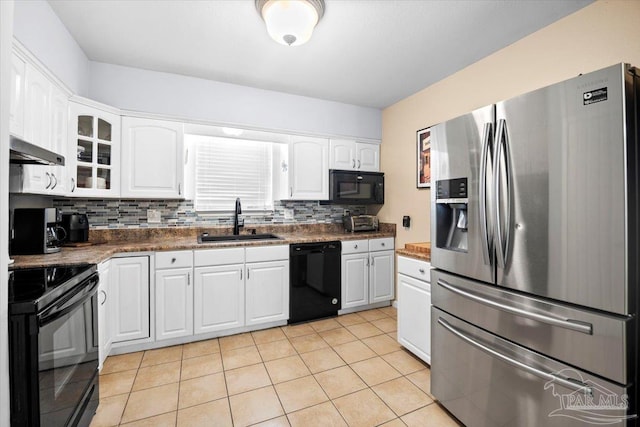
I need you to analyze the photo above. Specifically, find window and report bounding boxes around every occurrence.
[191,135,274,212]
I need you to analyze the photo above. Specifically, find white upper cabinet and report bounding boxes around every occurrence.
[68,100,121,197]
[286,136,329,200]
[10,53,26,138]
[48,85,69,195]
[12,59,69,196]
[330,139,356,170]
[329,139,380,172]
[24,63,52,150]
[356,143,380,172]
[121,117,185,199]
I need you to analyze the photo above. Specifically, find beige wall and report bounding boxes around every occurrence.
[380,0,640,249]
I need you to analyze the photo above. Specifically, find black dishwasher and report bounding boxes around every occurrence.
[289,241,341,324]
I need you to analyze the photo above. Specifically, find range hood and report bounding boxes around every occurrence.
[10,135,65,166]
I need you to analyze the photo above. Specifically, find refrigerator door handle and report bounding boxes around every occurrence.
[437,317,593,395]
[493,119,512,268]
[437,279,593,335]
[479,122,493,266]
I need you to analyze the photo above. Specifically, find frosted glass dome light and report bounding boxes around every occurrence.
[256,0,325,46]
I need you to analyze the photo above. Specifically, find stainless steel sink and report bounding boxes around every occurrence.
[197,233,282,243]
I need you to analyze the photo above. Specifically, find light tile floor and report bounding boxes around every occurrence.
[90,307,461,427]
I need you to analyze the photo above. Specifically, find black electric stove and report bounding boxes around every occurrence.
[9,263,100,427]
[9,263,97,313]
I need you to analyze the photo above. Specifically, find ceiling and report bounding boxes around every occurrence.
[48,0,592,109]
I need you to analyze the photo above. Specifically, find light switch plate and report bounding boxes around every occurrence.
[284,208,294,220]
[147,209,162,223]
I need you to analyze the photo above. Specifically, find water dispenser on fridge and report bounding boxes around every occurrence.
[435,178,468,252]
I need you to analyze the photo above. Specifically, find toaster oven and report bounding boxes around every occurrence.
[343,215,379,232]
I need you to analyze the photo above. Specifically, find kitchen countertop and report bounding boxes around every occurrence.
[396,242,431,262]
[11,224,396,269]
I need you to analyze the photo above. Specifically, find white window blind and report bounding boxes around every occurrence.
[194,136,273,212]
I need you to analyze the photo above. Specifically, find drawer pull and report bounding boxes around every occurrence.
[381,242,385,247]
[437,279,593,335]
[171,257,176,263]
[438,317,593,395]
[354,244,358,249]
[418,268,425,274]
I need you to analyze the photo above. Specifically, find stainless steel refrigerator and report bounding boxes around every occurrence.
[430,63,638,426]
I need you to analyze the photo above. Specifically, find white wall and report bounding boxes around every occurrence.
[1,1,14,424]
[11,0,380,140]
[13,0,89,95]
[89,61,382,140]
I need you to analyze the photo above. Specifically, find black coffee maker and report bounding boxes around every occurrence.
[61,213,90,243]
[10,208,65,255]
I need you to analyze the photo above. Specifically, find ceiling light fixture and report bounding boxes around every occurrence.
[255,0,325,47]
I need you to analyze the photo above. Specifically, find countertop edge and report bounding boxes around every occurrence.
[11,231,396,269]
[396,248,431,262]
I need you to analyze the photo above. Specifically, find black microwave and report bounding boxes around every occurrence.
[329,170,384,204]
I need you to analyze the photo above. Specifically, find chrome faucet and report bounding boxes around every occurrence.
[233,198,243,235]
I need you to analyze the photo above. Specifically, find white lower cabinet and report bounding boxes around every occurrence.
[245,260,289,325]
[370,249,394,303]
[156,267,193,341]
[342,252,369,309]
[149,245,289,342]
[98,260,112,369]
[193,264,244,333]
[110,256,150,343]
[341,238,395,310]
[155,250,194,341]
[397,256,431,364]
[245,245,289,325]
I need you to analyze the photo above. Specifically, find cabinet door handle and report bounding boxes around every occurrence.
[45,172,52,189]
[178,183,181,195]
[240,269,243,280]
[247,269,250,280]
[187,273,190,286]
[99,290,107,305]
[290,187,293,197]
[352,159,355,168]
[366,257,369,267]
[71,178,76,192]
[51,173,58,189]
[357,160,361,169]
[371,256,374,266]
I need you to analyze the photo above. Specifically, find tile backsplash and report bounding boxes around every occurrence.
[52,199,367,229]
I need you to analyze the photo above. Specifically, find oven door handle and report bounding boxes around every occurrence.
[38,275,99,327]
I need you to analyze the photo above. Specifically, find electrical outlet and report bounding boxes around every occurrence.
[147,209,162,223]
[284,208,294,220]
[343,209,350,217]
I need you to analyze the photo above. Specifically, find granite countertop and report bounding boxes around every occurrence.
[11,224,395,269]
[396,242,431,262]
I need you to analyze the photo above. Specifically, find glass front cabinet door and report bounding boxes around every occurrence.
[68,100,121,197]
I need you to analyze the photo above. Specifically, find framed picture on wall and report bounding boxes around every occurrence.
[417,127,431,188]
